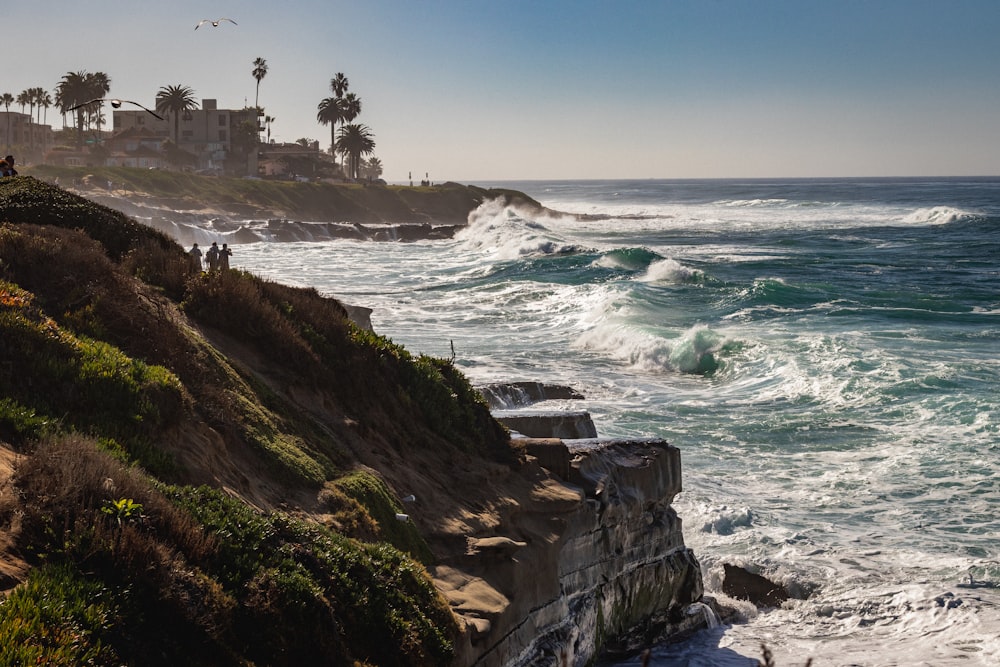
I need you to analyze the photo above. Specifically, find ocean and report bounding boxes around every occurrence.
[167,177,1000,666]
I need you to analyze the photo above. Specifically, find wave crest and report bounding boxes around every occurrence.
[638,258,704,283]
[456,198,590,258]
[575,322,729,375]
[903,206,975,225]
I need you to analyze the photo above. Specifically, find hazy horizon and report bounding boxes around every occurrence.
[6,1,1000,182]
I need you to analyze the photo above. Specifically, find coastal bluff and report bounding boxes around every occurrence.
[26,165,551,237]
[0,175,709,666]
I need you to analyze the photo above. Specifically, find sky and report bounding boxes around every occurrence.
[4,0,1000,181]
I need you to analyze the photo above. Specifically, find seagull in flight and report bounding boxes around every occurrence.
[66,99,164,121]
[195,18,237,29]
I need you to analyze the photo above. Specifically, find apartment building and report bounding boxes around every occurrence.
[0,110,55,162]
[112,99,261,175]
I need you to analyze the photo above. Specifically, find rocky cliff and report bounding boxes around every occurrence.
[0,176,709,666]
[436,411,707,667]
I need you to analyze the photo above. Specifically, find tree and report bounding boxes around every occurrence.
[339,93,362,167]
[228,119,260,177]
[341,92,361,125]
[20,89,37,152]
[38,89,53,126]
[362,156,383,182]
[252,57,268,110]
[325,73,359,169]
[264,115,275,143]
[336,123,375,180]
[88,73,111,137]
[316,97,344,156]
[330,72,349,99]
[1,93,12,150]
[155,85,198,144]
[57,70,110,148]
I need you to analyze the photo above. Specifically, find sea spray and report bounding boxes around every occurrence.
[637,257,704,283]
[574,315,729,375]
[457,197,588,259]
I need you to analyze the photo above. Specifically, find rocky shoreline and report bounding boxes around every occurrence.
[52,176,556,243]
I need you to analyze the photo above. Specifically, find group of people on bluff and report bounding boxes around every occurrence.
[188,241,232,272]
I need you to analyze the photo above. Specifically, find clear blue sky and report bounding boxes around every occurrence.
[5,0,999,181]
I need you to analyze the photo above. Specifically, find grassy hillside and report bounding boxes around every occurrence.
[24,164,543,224]
[0,175,517,666]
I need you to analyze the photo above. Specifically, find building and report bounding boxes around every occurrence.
[112,99,260,175]
[257,140,335,179]
[102,126,168,169]
[1,110,55,163]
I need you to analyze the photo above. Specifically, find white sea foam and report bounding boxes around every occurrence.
[455,197,591,259]
[636,257,703,283]
[574,320,727,375]
[903,205,975,225]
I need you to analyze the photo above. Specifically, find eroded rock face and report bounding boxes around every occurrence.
[440,438,704,667]
[493,411,599,440]
[477,382,586,409]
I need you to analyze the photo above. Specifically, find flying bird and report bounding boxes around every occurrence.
[66,98,164,121]
[195,18,237,29]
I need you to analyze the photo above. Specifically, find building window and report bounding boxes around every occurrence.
[218,115,227,126]
[218,130,227,142]
[182,130,193,138]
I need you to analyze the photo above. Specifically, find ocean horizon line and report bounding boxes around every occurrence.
[386,174,1000,187]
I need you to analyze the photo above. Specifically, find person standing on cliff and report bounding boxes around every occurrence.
[218,243,232,270]
[206,242,220,272]
[189,242,204,271]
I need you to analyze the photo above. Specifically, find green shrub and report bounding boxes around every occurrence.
[0,282,183,469]
[166,485,457,666]
[331,470,434,564]
[0,562,123,666]
[0,397,54,445]
[0,176,173,261]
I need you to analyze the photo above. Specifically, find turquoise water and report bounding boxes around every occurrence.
[179,177,1000,666]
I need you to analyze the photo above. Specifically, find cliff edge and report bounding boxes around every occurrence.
[0,175,706,666]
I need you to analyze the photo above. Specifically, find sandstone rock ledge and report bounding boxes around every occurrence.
[438,434,705,667]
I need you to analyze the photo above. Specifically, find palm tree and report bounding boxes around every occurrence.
[341,92,361,124]
[264,115,275,143]
[20,90,37,152]
[252,57,268,109]
[338,92,362,169]
[155,85,198,144]
[336,123,375,180]
[330,72,349,99]
[2,93,13,150]
[57,72,88,147]
[316,96,344,156]
[38,90,53,126]
[88,73,111,137]
[326,73,355,167]
[57,70,110,148]
[363,156,383,182]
